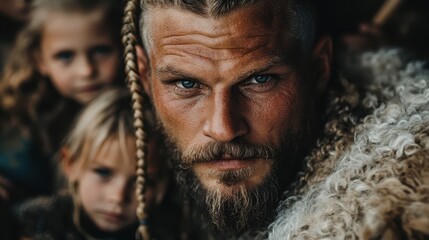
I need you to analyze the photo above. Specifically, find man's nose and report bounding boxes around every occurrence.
[202,90,248,142]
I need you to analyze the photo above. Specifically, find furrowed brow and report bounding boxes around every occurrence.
[236,56,292,81]
[156,65,202,82]
[156,56,292,83]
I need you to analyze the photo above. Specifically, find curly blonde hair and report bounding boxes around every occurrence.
[0,0,122,153]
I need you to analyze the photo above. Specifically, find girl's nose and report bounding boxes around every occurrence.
[77,56,96,78]
[107,180,128,204]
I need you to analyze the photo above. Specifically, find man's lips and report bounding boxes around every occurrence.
[200,159,259,171]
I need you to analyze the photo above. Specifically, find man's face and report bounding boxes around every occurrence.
[137,0,329,233]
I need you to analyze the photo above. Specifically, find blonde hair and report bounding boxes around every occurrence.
[0,0,122,136]
[62,88,137,239]
[63,88,135,174]
[122,0,150,238]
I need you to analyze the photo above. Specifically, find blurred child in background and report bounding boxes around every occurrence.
[14,88,167,239]
[0,0,123,203]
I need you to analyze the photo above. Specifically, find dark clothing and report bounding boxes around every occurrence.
[0,97,81,203]
[0,127,52,199]
[0,198,19,240]
[13,194,137,240]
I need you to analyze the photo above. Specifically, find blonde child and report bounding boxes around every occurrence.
[0,0,123,202]
[14,88,166,239]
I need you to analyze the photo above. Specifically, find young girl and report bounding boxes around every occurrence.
[14,88,167,239]
[0,0,123,203]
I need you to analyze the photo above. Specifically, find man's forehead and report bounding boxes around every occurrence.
[144,1,288,39]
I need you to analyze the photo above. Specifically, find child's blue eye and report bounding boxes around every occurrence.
[93,167,112,179]
[54,51,74,62]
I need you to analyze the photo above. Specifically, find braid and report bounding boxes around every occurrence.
[122,0,150,239]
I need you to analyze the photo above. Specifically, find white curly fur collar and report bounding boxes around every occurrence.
[268,49,429,239]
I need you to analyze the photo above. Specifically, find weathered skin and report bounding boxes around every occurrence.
[137,0,331,197]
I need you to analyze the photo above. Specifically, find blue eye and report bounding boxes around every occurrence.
[253,75,270,83]
[54,51,73,62]
[176,80,197,89]
[93,167,112,179]
[240,74,278,93]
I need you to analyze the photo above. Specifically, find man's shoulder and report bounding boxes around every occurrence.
[339,48,428,96]
[269,48,429,239]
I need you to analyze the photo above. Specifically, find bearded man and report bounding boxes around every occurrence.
[122,0,429,239]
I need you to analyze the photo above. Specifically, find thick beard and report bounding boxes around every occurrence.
[176,165,279,235]
[150,102,314,235]
[163,136,295,235]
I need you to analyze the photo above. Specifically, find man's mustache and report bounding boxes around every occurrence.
[179,140,279,166]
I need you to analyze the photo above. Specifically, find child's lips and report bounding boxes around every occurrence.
[80,85,101,93]
[101,211,124,221]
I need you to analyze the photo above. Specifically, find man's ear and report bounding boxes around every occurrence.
[311,36,332,97]
[136,45,152,97]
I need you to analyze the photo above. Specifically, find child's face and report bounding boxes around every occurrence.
[37,8,120,104]
[73,139,138,232]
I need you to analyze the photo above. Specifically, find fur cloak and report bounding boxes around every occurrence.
[268,49,429,239]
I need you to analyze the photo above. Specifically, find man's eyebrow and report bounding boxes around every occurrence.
[156,65,202,82]
[155,56,292,82]
[236,56,292,81]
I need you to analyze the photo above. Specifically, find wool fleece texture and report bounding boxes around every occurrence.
[268,49,429,239]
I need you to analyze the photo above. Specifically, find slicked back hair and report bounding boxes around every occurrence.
[122,0,318,238]
[138,0,318,55]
